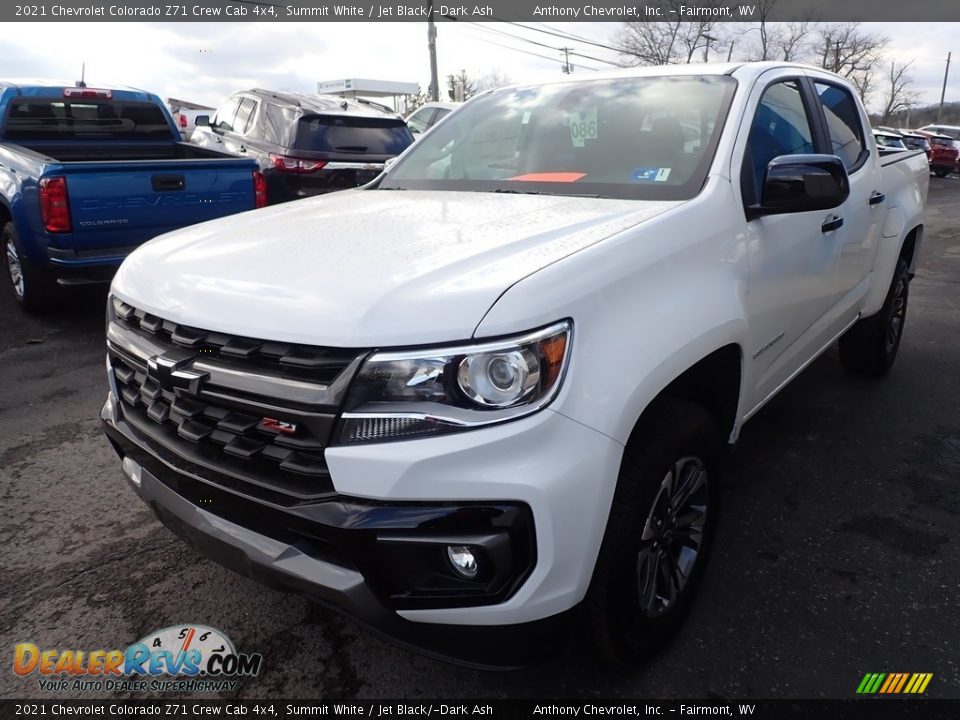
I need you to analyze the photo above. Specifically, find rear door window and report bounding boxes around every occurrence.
[814,82,867,170]
[233,98,258,135]
[292,116,414,155]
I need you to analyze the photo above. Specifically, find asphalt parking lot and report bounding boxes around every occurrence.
[2,179,959,701]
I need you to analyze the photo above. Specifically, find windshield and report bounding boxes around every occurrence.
[380,75,736,200]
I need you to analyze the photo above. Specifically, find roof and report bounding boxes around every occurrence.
[481,61,852,96]
[0,78,150,93]
[244,88,400,118]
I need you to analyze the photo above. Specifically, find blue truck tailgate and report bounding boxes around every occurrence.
[58,157,257,252]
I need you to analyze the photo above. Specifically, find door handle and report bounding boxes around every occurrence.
[821,215,844,233]
[869,191,886,206]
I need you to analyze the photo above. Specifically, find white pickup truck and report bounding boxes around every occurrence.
[101,63,928,668]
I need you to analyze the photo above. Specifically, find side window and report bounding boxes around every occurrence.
[261,103,281,145]
[265,103,297,148]
[213,96,242,133]
[814,82,866,170]
[406,108,435,135]
[233,98,257,136]
[433,108,452,123]
[744,80,815,203]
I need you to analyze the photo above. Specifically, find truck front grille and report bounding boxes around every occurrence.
[107,298,366,505]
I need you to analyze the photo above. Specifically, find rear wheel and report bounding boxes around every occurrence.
[839,257,910,377]
[582,399,721,664]
[3,222,60,313]
[934,168,950,177]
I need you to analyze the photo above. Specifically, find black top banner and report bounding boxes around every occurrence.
[5,0,960,23]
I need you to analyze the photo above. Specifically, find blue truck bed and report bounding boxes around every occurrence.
[0,81,264,311]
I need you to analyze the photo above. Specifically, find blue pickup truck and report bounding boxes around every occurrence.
[0,81,267,312]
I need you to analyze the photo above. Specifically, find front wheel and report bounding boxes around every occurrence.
[582,399,721,664]
[839,257,910,377]
[933,168,950,177]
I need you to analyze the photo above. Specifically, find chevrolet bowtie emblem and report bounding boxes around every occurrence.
[147,355,208,395]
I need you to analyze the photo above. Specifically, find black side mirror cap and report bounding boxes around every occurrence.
[747,154,850,220]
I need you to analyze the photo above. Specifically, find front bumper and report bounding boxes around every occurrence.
[101,390,617,667]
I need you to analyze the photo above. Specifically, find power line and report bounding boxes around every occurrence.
[459,29,602,72]
[466,22,621,68]
[508,21,624,54]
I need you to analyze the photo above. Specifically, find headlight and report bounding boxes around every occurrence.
[337,320,572,444]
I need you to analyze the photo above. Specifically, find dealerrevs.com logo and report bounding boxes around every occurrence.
[14,625,262,693]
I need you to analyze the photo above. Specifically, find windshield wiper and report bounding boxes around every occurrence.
[492,188,600,198]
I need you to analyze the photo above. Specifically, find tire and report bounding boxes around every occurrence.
[839,257,910,377]
[934,168,950,177]
[582,398,721,665]
[3,222,60,312]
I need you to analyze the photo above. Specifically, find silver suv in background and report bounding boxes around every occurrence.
[191,89,414,204]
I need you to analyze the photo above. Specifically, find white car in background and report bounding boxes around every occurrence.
[405,101,458,137]
[169,107,213,141]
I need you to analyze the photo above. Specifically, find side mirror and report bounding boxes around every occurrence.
[194,115,210,127]
[747,154,849,219]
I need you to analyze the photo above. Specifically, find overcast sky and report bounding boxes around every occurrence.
[1,22,957,115]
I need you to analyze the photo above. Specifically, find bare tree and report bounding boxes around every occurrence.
[475,69,512,93]
[404,88,431,114]
[814,23,888,94]
[879,60,920,124]
[778,21,815,61]
[750,0,778,61]
[614,0,732,65]
[446,69,478,102]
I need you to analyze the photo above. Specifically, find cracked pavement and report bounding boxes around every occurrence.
[2,181,959,699]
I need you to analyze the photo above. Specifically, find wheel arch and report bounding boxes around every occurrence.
[625,343,744,451]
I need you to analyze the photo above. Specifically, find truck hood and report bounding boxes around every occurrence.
[112,189,680,347]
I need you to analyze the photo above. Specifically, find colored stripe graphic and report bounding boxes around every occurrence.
[857,673,932,694]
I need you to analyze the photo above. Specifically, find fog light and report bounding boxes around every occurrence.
[446,545,479,579]
[121,457,142,488]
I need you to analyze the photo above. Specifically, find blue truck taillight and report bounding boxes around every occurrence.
[253,170,268,209]
[39,177,72,233]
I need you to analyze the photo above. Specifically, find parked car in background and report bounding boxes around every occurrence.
[897,129,932,160]
[170,107,213,141]
[0,81,265,312]
[191,89,414,204]
[914,130,959,176]
[918,123,960,140]
[872,128,907,152]
[405,101,458,137]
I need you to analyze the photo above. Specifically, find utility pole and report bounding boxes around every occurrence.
[427,1,439,101]
[938,51,951,123]
[561,47,573,74]
[727,41,735,62]
[702,34,718,62]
